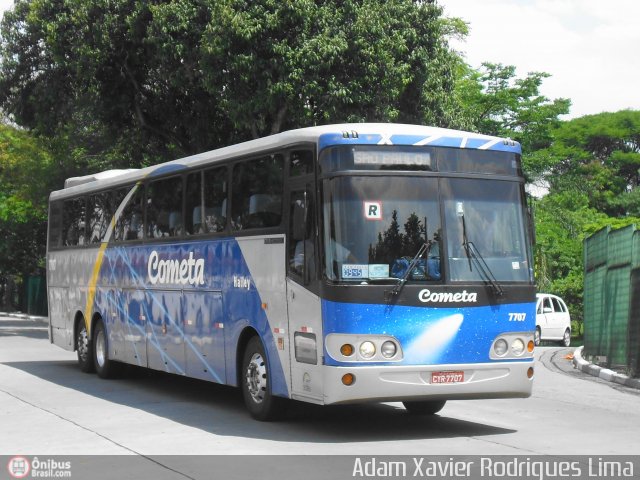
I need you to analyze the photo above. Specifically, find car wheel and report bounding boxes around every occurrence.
[93,319,121,379]
[76,319,95,373]
[534,327,541,346]
[560,328,571,347]
[402,400,446,415]
[241,336,284,421]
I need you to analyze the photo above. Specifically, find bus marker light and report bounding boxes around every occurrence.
[340,344,354,357]
[527,367,534,379]
[342,373,355,386]
[527,340,535,352]
[261,303,268,310]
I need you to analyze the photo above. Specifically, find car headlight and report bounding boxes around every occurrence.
[359,341,376,359]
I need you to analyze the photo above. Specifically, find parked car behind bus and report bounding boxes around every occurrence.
[535,293,571,347]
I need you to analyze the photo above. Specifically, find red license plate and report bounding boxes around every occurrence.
[431,371,464,384]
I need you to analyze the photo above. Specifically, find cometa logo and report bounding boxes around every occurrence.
[148,251,205,285]
[418,289,477,303]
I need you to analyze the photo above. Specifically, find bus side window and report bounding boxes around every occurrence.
[232,155,284,230]
[63,197,86,247]
[115,186,144,242]
[147,176,183,239]
[88,192,111,244]
[48,201,63,249]
[288,189,315,283]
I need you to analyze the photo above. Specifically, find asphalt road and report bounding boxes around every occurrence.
[1,314,639,476]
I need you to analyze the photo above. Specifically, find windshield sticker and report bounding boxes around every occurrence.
[512,262,521,270]
[369,264,390,278]
[342,264,369,279]
[364,201,383,220]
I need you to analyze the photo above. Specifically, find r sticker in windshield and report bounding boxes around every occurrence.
[363,201,383,221]
[342,264,369,279]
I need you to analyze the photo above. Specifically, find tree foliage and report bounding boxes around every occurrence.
[1,0,464,170]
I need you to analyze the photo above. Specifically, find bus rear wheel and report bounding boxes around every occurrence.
[92,320,120,379]
[402,400,446,415]
[76,320,95,373]
[241,336,284,421]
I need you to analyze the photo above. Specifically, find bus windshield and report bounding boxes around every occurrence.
[322,176,532,284]
[322,176,442,283]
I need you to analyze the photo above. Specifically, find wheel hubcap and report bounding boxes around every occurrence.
[96,330,106,368]
[245,352,267,404]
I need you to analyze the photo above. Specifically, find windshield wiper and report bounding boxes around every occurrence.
[459,209,503,296]
[385,241,431,302]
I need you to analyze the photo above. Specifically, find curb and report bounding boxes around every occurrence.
[0,311,49,324]
[572,346,640,389]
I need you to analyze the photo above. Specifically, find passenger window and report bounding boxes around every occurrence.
[63,198,86,247]
[231,155,284,230]
[147,176,183,238]
[186,167,228,235]
[115,186,144,242]
[288,189,315,282]
[87,192,112,244]
[551,298,563,313]
[48,201,63,248]
[289,150,314,177]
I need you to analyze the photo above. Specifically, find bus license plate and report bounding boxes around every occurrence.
[431,371,464,384]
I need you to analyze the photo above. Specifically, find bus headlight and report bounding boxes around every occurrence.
[381,341,397,358]
[359,341,376,359]
[511,338,526,356]
[493,339,508,357]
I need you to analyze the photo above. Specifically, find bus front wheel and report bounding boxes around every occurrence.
[402,400,446,415]
[241,336,284,421]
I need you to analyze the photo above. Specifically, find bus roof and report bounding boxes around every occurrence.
[50,123,521,200]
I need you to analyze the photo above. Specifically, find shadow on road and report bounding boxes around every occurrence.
[3,358,516,443]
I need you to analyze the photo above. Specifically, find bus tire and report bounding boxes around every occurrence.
[76,319,95,373]
[92,320,120,379]
[241,336,284,421]
[402,400,446,415]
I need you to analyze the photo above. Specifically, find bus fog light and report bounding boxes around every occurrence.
[381,341,397,358]
[342,373,355,385]
[493,339,508,357]
[511,338,525,356]
[359,341,376,359]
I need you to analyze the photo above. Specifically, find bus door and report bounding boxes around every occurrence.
[146,289,185,374]
[183,291,226,383]
[286,184,324,402]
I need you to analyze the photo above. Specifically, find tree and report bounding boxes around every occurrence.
[454,62,570,182]
[1,0,465,170]
[0,124,58,277]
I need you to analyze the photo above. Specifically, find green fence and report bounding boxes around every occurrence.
[584,225,640,374]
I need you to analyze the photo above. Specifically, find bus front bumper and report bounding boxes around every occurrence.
[322,361,533,405]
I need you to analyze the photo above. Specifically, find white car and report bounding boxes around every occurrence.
[535,293,571,347]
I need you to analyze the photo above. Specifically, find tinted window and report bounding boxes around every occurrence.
[48,201,63,249]
[186,167,228,235]
[63,198,86,247]
[289,189,315,281]
[231,155,284,230]
[147,176,183,238]
[290,150,314,177]
[115,186,144,242]
[87,192,112,244]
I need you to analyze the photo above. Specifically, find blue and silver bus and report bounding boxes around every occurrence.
[46,123,536,420]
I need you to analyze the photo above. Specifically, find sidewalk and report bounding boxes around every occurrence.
[572,345,640,389]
